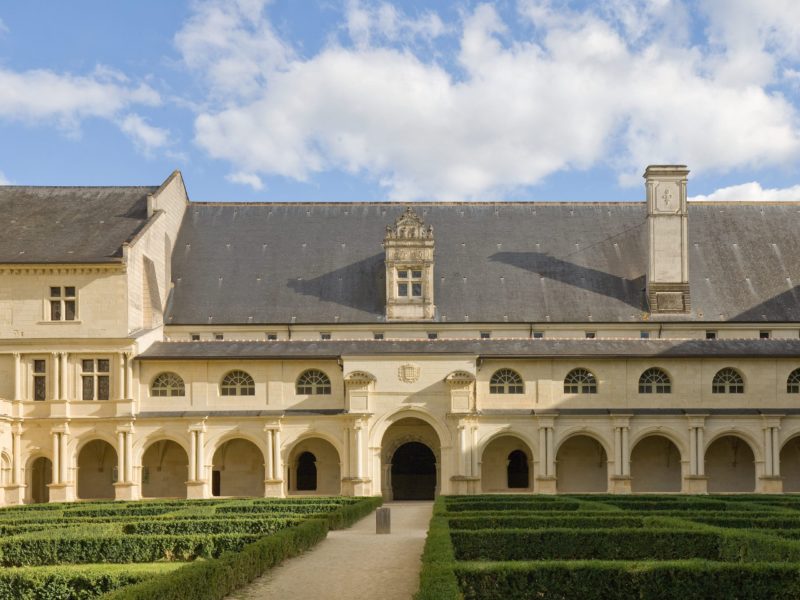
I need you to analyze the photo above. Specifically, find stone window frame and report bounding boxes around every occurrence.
[296,369,332,395]
[787,369,800,394]
[81,358,110,401]
[220,370,256,396]
[396,267,423,298]
[48,286,77,321]
[31,357,48,401]
[638,367,671,394]
[711,367,744,394]
[489,368,524,394]
[564,368,598,394]
[150,372,186,397]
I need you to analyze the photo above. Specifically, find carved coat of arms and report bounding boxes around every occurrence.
[397,363,421,383]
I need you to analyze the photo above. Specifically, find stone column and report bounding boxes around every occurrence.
[59,430,68,484]
[355,424,364,479]
[124,352,133,400]
[273,428,282,482]
[759,418,783,493]
[621,427,630,477]
[59,353,69,400]
[188,430,197,482]
[125,430,133,484]
[51,352,60,400]
[48,426,74,503]
[459,424,467,476]
[117,431,125,482]
[196,428,205,481]
[52,432,62,485]
[117,354,126,400]
[535,416,557,493]
[265,428,274,481]
[684,417,708,493]
[610,417,632,494]
[470,425,478,478]
[186,425,207,499]
[13,353,21,401]
[11,428,21,485]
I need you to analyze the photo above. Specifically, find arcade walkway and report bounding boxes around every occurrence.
[229,501,434,600]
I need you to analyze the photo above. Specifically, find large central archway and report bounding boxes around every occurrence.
[381,417,441,500]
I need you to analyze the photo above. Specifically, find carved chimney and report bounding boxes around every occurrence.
[644,165,690,313]
[384,207,435,320]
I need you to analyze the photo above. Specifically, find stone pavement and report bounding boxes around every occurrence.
[229,501,434,600]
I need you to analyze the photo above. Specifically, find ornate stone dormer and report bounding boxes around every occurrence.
[384,207,435,320]
[644,165,690,313]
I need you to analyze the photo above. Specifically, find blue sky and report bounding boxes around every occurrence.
[0,0,799,202]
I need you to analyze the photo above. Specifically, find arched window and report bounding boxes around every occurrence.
[712,368,744,394]
[490,369,524,394]
[150,372,185,397]
[296,452,317,491]
[638,368,671,394]
[296,370,332,395]
[788,369,800,394]
[507,450,529,489]
[220,370,255,396]
[564,368,597,394]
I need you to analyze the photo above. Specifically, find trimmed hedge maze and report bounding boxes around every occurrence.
[416,495,800,600]
[0,496,381,600]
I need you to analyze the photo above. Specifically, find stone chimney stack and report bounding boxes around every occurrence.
[644,165,690,313]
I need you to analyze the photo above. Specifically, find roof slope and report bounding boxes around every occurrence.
[0,186,157,263]
[166,202,800,324]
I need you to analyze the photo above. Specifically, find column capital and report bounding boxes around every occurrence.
[50,424,70,435]
[686,415,707,428]
[612,416,632,428]
[189,422,207,433]
[115,424,135,434]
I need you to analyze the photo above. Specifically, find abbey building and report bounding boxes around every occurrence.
[2,165,800,504]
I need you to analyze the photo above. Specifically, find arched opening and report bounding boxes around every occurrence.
[705,435,755,493]
[288,438,341,495]
[391,442,436,500]
[781,437,800,492]
[381,417,441,501]
[212,438,264,497]
[556,435,608,493]
[29,457,52,504]
[0,453,11,487]
[141,440,189,498]
[77,440,117,500]
[630,435,682,493]
[481,436,532,492]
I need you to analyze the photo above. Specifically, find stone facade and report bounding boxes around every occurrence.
[1,165,800,504]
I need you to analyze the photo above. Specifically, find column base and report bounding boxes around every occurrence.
[4,484,25,505]
[610,475,632,494]
[449,475,480,495]
[48,483,75,503]
[186,480,209,499]
[263,479,284,498]
[535,476,557,495]
[113,482,139,501]
[758,476,783,494]
[341,477,372,496]
[683,475,708,494]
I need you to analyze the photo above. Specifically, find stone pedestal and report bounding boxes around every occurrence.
[4,484,25,505]
[113,482,139,501]
[535,476,557,495]
[263,479,283,498]
[48,483,74,503]
[186,480,208,500]
[376,507,391,534]
[758,476,783,494]
[610,475,632,494]
[450,475,480,495]
[683,475,708,494]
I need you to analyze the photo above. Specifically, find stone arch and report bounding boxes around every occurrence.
[380,416,442,501]
[27,455,52,504]
[287,436,341,495]
[705,434,756,493]
[211,437,264,497]
[141,439,189,498]
[480,433,534,492]
[0,451,11,486]
[630,426,688,461]
[556,433,609,493]
[630,434,682,493]
[780,434,800,492]
[77,439,117,500]
[370,407,450,452]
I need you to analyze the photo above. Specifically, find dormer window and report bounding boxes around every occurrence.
[397,268,423,297]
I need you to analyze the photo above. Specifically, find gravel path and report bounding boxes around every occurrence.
[229,501,434,600]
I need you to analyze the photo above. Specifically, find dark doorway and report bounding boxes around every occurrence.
[30,457,52,503]
[391,442,436,500]
[296,452,317,491]
[507,450,529,488]
[212,470,221,497]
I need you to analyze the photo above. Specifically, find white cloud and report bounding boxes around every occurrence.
[186,0,800,200]
[0,171,10,185]
[690,182,800,202]
[345,0,447,48]
[0,67,160,131]
[119,114,169,154]
[226,171,264,190]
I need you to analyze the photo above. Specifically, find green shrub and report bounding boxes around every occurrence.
[415,500,461,600]
[122,518,301,535]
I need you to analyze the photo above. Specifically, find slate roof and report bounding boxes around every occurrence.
[0,186,157,263]
[166,202,800,324]
[138,338,800,360]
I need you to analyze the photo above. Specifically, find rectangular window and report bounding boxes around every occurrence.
[81,358,110,401]
[191,333,200,341]
[49,286,76,321]
[373,333,384,340]
[214,333,224,340]
[427,332,438,340]
[480,332,491,339]
[640,331,650,339]
[266,333,278,341]
[706,330,717,340]
[397,268,423,298]
[759,330,771,339]
[533,331,544,339]
[585,332,596,339]
[320,332,331,340]
[33,359,46,401]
